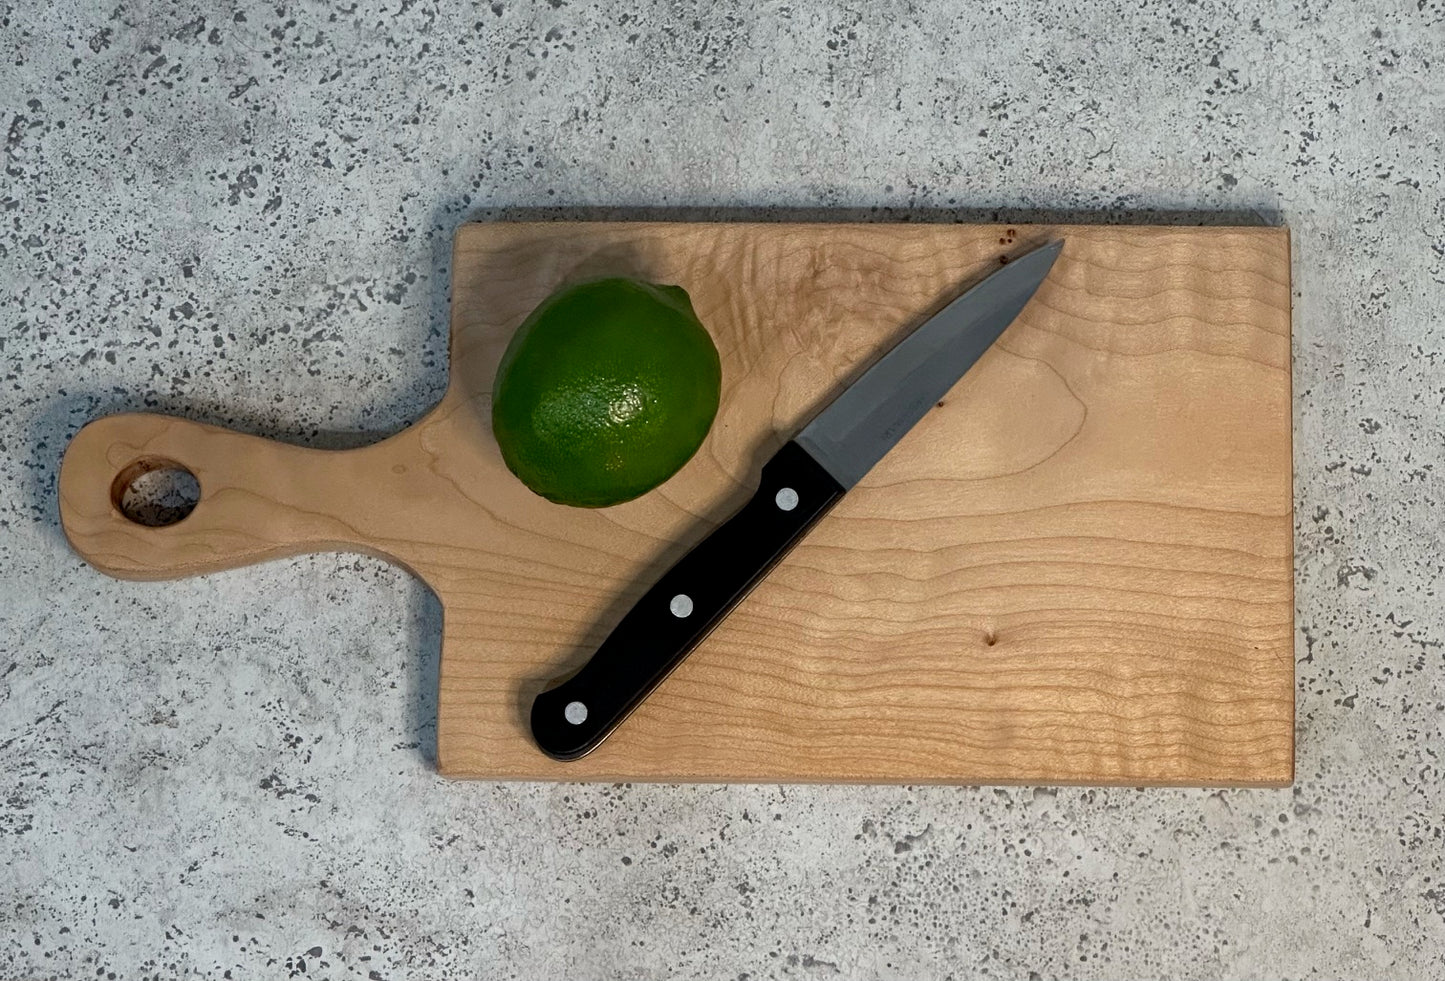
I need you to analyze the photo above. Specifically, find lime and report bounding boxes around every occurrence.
[491,277,722,508]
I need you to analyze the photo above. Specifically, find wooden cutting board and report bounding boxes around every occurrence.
[59,222,1294,786]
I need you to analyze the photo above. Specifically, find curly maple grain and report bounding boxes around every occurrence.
[59,222,1294,786]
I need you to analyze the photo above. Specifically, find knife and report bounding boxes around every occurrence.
[530,239,1065,761]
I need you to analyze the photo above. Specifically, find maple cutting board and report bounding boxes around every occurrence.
[59,222,1294,786]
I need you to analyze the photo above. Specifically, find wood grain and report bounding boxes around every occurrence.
[59,222,1294,785]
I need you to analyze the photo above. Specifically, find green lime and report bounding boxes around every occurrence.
[491,277,722,508]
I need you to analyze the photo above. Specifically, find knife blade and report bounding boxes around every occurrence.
[530,239,1065,761]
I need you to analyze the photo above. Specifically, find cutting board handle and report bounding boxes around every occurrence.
[58,412,393,581]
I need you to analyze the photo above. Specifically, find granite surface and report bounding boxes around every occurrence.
[3,0,1443,978]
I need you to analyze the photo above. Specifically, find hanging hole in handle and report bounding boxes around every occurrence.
[110,458,201,527]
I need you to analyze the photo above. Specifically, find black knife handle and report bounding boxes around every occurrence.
[530,440,847,761]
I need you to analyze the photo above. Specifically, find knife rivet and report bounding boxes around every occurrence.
[669,594,694,618]
[775,487,799,511]
[564,701,588,725]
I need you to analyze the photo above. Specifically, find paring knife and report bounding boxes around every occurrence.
[530,239,1065,761]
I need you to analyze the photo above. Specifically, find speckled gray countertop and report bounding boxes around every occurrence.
[3,1,1442,978]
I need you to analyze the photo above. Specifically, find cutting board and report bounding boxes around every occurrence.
[59,222,1294,786]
